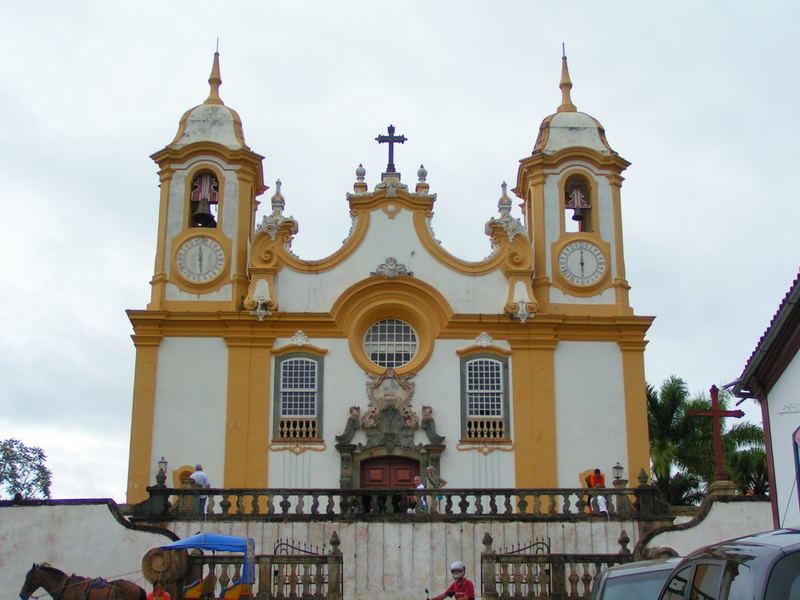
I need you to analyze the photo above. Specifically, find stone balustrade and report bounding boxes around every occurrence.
[131,481,667,521]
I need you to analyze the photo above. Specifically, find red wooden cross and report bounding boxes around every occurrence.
[687,385,745,481]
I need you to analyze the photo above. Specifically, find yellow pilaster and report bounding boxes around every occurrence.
[511,335,558,487]
[125,330,163,503]
[619,338,650,481]
[223,334,274,488]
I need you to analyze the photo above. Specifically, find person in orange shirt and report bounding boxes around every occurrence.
[589,468,605,488]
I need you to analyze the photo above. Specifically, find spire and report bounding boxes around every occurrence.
[205,51,224,106]
[557,45,577,113]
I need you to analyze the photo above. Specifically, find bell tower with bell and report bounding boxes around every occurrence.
[514,51,632,316]
[146,52,266,311]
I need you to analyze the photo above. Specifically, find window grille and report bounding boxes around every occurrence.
[363,318,418,368]
[464,357,507,440]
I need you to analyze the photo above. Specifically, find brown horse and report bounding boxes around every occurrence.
[20,563,146,600]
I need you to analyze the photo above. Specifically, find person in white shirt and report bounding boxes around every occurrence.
[190,464,211,514]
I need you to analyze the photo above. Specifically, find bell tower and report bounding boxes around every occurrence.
[147,52,266,311]
[514,53,632,316]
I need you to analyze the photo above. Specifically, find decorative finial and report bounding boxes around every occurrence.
[415,164,429,194]
[417,164,427,182]
[271,179,285,212]
[205,51,224,106]
[557,45,576,113]
[353,164,368,193]
[498,181,512,216]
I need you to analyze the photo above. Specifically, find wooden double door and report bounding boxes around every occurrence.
[360,456,419,488]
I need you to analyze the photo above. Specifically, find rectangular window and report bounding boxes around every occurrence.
[461,355,510,441]
[274,354,323,440]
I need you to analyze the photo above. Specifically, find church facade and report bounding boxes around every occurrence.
[126,53,652,503]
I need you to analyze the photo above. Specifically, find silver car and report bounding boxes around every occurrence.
[590,557,682,600]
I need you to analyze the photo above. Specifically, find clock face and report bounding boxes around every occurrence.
[175,236,225,283]
[558,240,607,287]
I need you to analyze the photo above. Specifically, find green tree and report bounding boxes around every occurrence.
[647,376,765,505]
[0,438,52,499]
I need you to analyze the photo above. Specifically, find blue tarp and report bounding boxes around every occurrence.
[161,533,256,583]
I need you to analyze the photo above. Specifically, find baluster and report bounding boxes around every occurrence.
[562,492,572,514]
[237,493,245,514]
[581,564,593,598]
[516,495,528,514]
[444,494,453,515]
[547,495,556,514]
[512,561,523,599]
[458,494,469,514]
[475,493,484,515]
[313,564,324,599]
[489,493,498,515]
[280,494,291,514]
[326,494,335,515]
[275,565,286,599]
[532,494,541,515]
[310,493,320,515]
[219,564,230,594]
[499,563,510,600]
[266,492,275,515]
[288,564,299,598]
[207,494,216,515]
[300,564,312,599]
[568,563,579,597]
[220,494,232,514]
[296,494,305,515]
[503,494,512,514]
[251,493,260,515]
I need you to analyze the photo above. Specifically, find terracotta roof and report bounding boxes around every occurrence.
[733,269,800,398]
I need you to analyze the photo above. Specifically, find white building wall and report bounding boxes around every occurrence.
[554,341,627,487]
[767,351,800,527]
[151,337,228,487]
[275,208,508,314]
[268,338,515,489]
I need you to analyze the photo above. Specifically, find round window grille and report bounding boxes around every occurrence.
[363,318,418,368]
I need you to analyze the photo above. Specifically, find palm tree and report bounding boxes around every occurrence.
[647,376,765,505]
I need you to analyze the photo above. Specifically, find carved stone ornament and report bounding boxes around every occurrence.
[290,331,310,346]
[474,332,494,347]
[334,370,447,488]
[485,182,528,243]
[371,257,414,279]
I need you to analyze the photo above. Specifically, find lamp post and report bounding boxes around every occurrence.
[156,456,168,487]
[612,462,627,488]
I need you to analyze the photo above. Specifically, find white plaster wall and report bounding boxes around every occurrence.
[643,500,773,556]
[542,113,611,154]
[268,338,515,489]
[275,208,508,314]
[166,282,232,301]
[173,105,243,150]
[767,351,800,527]
[0,503,172,594]
[554,342,627,487]
[151,338,228,487]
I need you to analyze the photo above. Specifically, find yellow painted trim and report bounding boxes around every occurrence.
[271,343,328,357]
[330,277,454,375]
[151,142,266,191]
[556,168,600,235]
[413,212,533,275]
[619,338,651,484]
[510,337,558,487]
[456,345,512,358]
[223,336,273,488]
[126,334,162,503]
[249,211,370,274]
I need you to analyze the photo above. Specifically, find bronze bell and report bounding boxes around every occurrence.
[190,197,216,227]
[572,207,585,221]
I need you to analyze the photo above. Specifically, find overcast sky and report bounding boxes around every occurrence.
[1,2,797,501]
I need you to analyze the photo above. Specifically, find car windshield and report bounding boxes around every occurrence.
[766,551,800,600]
[600,569,673,600]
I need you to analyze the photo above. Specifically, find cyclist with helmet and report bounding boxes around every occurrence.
[431,561,475,600]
